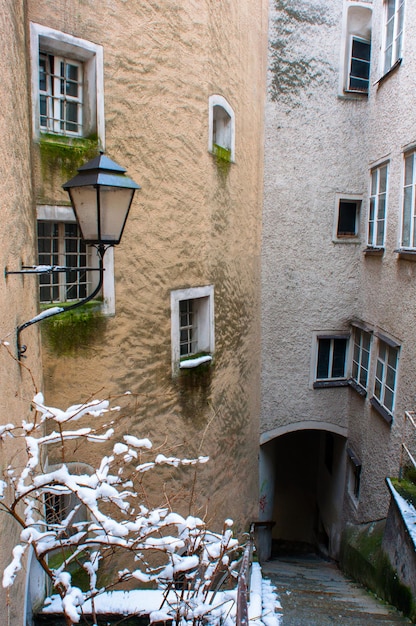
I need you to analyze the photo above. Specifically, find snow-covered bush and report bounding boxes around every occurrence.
[0,393,241,626]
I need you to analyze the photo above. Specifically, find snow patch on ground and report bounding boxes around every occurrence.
[41,562,283,625]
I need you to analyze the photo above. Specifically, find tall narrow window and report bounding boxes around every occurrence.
[401,151,416,249]
[208,95,235,162]
[383,0,404,74]
[39,53,83,135]
[341,4,372,95]
[368,164,388,248]
[351,327,371,391]
[30,23,104,141]
[348,36,371,93]
[372,339,399,418]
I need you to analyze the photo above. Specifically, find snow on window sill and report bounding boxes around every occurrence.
[179,355,212,369]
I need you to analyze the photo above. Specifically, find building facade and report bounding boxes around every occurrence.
[260,0,416,559]
[0,0,268,622]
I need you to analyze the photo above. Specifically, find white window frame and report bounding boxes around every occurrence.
[368,163,388,248]
[311,333,349,388]
[401,150,416,249]
[39,53,83,136]
[339,2,372,96]
[208,95,235,162]
[348,35,371,93]
[171,285,214,376]
[30,22,104,144]
[382,0,405,75]
[372,337,399,419]
[351,326,372,391]
[37,206,114,315]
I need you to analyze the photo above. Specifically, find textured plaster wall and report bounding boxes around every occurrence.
[27,0,267,532]
[0,0,43,623]
[262,0,416,527]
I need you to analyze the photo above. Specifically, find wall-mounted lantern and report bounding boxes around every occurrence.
[6,153,140,360]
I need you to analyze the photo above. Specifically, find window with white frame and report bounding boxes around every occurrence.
[208,95,235,162]
[383,0,404,75]
[372,338,399,419]
[30,23,104,141]
[351,327,372,391]
[171,286,214,375]
[340,4,372,95]
[401,151,416,249]
[368,163,388,248]
[36,206,115,314]
[39,53,83,136]
[314,335,349,386]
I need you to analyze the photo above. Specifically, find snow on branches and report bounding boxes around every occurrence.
[0,394,240,626]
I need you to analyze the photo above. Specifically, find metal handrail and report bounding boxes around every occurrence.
[236,524,255,626]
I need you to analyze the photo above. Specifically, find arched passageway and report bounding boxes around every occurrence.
[258,426,347,561]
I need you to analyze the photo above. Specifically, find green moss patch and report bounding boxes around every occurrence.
[41,300,106,356]
[340,521,415,620]
[391,477,416,509]
[39,133,99,181]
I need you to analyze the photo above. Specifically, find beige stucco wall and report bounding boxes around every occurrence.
[27,0,267,533]
[262,0,416,530]
[0,1,44,623]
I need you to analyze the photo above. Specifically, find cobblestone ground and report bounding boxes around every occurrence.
[262,554,414,626]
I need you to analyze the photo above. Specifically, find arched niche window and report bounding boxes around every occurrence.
[208,95,235,162]
[341,4,372,95]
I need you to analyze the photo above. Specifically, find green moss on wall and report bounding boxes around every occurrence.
[41,300,106,356]
[340,521,415,621]
[391,477,416,509]
[269,0,334,103]
[39,133,99,182]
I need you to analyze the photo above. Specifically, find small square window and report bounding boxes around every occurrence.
[171,286,214,375]
[337,200,360,237]
[313,335,349,388]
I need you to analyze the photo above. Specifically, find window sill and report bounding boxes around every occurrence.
[375,58,402,88]
[364,246,384,257]
[313,379,349,389]
[395,248,416,261]
[348,378,367,397]
[333,237,360,244]
[179,355,212,369]
[370,396,393,425]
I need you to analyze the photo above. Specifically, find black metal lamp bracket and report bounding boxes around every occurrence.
[5,244,109,361]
